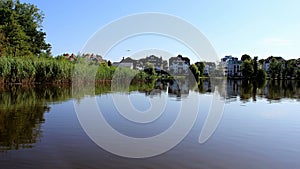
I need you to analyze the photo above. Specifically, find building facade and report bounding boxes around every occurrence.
[221,55,242,77]
[169,55,190,75]
[203,62,216,76]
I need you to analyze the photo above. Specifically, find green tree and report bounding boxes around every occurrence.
[258,59,265,65]
[0,30,7,55]
[189,64,200,81]
[269,58,278,79]
[107,60,112,66]
[195,62,205,77]
[256,69,267,80]
[286,60,296,78]
[0,0,51,56]
[144,62,156,76]
[253,56,258,77]
[296,69,300,80]
[277,62,283,79]
[241,54,251,61]
[241,60,254,79]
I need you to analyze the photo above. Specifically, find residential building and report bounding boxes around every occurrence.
[203,62,216,76]
[120,57,137,69]
[169,55,190,75]
[82,54,106,63]
[118,55,168,70]
[221,55,242,77]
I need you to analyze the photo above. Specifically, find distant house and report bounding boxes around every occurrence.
[169,55,190,75]
[112,62,120,67]
[144,55,164,69]
[82,53,107,63]
[136,58,145,70]
[135,55,168,70]
[118,62,133,69]
[221,55,242,77]
[263,56,285,74]
[63,53,76,62]
[120,57,137,69]
[203,62,216,76]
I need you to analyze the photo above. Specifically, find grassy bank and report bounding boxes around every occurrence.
[0,56,158,84]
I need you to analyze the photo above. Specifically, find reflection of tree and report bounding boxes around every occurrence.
[264,80,300,101]
[224,79,300,103]
[0,85,72,151]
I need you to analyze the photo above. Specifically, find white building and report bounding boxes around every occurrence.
[221,55,242,77]
[169,55,190,75]
[203,62,216,76]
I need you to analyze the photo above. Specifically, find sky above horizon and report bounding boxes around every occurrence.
[23,0,300,62]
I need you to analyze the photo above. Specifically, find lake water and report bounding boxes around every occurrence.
[0,80,300,169]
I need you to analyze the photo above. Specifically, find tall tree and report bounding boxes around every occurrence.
[0,0,51,56]
[241,54,251,61]
[241,60,254,79]
[269,58,278,79]
[195,62,205,77]
[286,59,296,78]
[0,30,7,55]
[253,56,258,77]
[189,64,200,81]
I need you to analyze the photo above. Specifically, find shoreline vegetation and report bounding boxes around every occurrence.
[1,1,300,85]
[0,55,300,85]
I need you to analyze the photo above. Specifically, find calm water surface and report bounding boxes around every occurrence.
[0,80,300,169]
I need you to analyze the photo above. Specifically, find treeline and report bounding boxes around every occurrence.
[241,54,300,80]
[241,56,267,80]
[267,58,300,79]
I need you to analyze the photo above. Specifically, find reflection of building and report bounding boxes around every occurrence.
[168,79,190,98]
[221,55,242,77]
[169,55,190,75]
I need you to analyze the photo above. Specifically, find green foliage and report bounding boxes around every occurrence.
[0,0,51,56]
[189,64,200,81]
[0,30,7,55]
[241,54,251,61]
[144,62,156,76]
[195,62,205,77]
[0,57,11,81]
[96,64,115,80]
[256,69,267,80]
[269,58,278,79]
[0,56,74,83]
[253,56,258,77]
[285,60,296,78]
[297,69,300,80]
[0,85,73,151]
[241,60,254,79]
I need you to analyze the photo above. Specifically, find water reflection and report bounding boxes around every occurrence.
[0,85,72,151]
[225,80,300,102]
[0,79,299,152]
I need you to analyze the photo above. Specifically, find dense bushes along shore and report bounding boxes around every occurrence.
[0,56,74,84]
[0,56,156,84]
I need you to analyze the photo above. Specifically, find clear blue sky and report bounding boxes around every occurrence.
[23,0,300,62]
